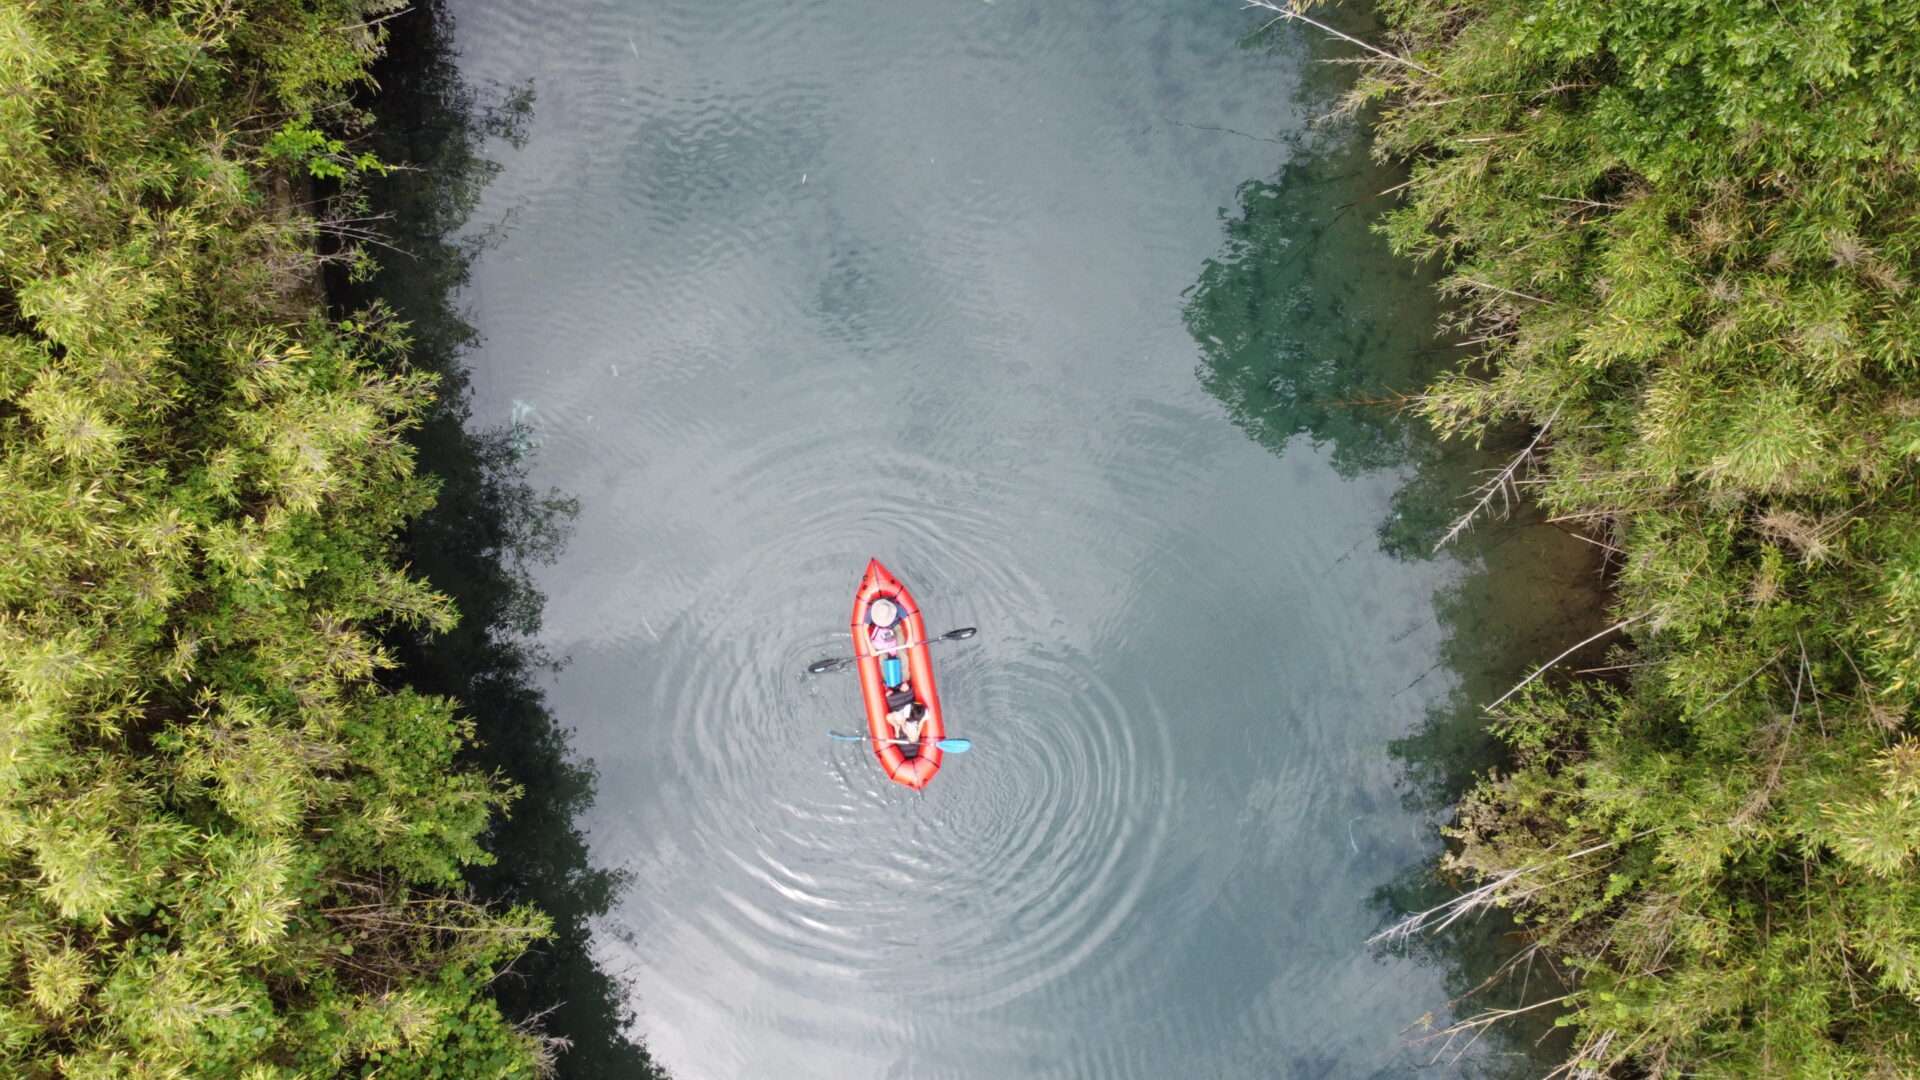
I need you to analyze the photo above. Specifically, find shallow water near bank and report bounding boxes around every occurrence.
[425,1,1602,1076]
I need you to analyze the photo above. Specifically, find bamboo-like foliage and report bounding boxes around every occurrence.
[1340,0,1920,1072]
[0,2,554,1075]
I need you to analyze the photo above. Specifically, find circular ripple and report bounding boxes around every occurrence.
[605,405,1179,1016]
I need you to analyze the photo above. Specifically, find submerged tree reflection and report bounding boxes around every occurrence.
[351,5,667,1076]
[1183,127,1502,561]
[1186,26,1606,1075]
[1186,133,1436,479]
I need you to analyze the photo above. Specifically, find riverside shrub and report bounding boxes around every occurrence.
[0,2,553,1074]
[1351,0,1920,1073]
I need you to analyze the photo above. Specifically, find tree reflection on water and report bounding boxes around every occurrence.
[353,5,668,1076]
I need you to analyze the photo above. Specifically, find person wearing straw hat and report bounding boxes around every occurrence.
[868,597,906,688]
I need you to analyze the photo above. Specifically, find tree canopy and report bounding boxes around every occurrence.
[0,2,568,1074]
[1352,0,1920,1072]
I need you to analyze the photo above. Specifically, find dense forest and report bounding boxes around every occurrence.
[1336,0,1920,1072]
[0,1,609,1074]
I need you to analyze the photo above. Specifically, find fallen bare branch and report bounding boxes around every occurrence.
[1435,403,1562,551]
[1242,1,1439,77]
[1485,613,1646,712]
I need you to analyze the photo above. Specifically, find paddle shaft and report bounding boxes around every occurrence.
[806,627,977,674]
[854,626,974,660]
[828,732,971,752]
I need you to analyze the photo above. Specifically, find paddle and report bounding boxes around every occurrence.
[828,732,972,753]
[805,626,978,675]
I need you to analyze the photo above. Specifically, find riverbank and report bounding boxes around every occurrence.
[352,4,668,1075]
[1348,0,1920,1072]
[0,3,587,1074]
[1193,16,1615,1063]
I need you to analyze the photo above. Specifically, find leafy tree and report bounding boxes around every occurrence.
[1331,0,1920,1071]
[0,2,579,1074]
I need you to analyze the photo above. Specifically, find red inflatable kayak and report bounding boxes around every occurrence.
[851,559,947,790]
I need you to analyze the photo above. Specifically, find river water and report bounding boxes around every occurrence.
[417,1,1603,1076]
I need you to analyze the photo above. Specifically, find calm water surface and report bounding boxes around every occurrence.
[434,1,1597,1076]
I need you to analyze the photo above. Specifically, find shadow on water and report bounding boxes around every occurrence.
[352,5,667,1077]
[1187,13,1609,1074]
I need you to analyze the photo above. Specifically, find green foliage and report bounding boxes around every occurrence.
[266,120,388,180]
[0,2,552,1075]
[1359,0,1920,1072]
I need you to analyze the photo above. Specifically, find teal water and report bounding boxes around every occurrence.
[413,1,1604,1075]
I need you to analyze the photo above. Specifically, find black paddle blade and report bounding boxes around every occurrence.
[943,627,978,640]
[806,657,853,675]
